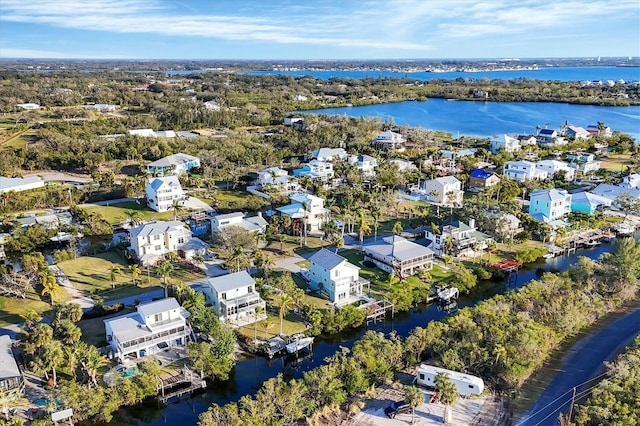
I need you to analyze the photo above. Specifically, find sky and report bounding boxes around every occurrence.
[1,0,639,60]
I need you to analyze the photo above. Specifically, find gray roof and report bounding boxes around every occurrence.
[0,175,43,192]
[207,270,256,294]
[364,236,434,262]
[435,175,460,185]
[147,153,200,168]
[309,248,349,270]
[592,183,640,201]
[214,212,244,221]
[179,237,209,251]
[530,188,569,201]
[129,220,188,239]
[0,335,21,380]
[137,297,181,318]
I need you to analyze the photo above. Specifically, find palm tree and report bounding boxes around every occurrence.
[191,253,205,267]
[392,221,403,236]
[435,373,459,424]
[332,234,344,253]
[20,309,42,333]
[108,265,121,289]
[129,264,141,285]
[39,269,59,304]
[279,294,294,336]
[156,260,173,298]
[253,305,264,343]
[405,385,424,424]
[81,345,107,388]
[278,234,287,253]
[358,212,371,250]
[124,209,143,227]
[171,199,184,220]
[263,255,275,282]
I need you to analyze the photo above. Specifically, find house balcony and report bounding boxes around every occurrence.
[118,325,190,354]
[220,293,266,320]
[453,237,476,249]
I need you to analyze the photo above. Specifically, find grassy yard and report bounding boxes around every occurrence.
[57,251,206,301]
[82,200,175,225]
[0,286,71,327]
[598,153,632,171]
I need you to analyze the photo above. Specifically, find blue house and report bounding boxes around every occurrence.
[570,191,613,214]
[529,189,572,222]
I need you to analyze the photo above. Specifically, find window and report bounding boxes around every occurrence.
[154,234,160,240]
[154,313,163,322]
[154,245,161,251]
[468,385,474,389]
[221,293,226,300]
[248,286,253,293]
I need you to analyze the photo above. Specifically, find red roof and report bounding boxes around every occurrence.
[490,259,523,270]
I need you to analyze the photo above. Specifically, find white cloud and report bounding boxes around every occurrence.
[0,47,122,59]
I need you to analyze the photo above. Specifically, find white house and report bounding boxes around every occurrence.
[517,135,538,146]
[128,128,157,137]
[362,236,434,279]
[104,298,191,363]
[587,125,613,138]
[503,160,548,182]
[276,193,327,232]
[371,130,406,151]
[566,153,601,174]
[0,335,23,392]
[211,212,268,234]
[347,154,378,177]
[490,134,521,154]
[424,220,484,257]
[146,153,201,176]
[205,271,266,326]
[421,176,464,206]
[308,248,368,304]
[293,160,334,182]
[592,183,640,202]
[535,160,576,181]
[566,126,591,140]
[256,167,298,192]
[389,158,418,172]
[145,176,186,213]
[529,189,572,222]
[128,220,194,266]
[619,173,640,189]
[537,129,567,147]
[0,176,45,193]
[203,100,221,111]
[313,147,348,162]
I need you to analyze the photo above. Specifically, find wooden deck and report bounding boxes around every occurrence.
[158,368,206,404]
[359,299,394,325]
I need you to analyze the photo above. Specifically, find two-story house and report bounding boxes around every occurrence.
[503,160,548,182]
[128,220,194,266]
[308,248,369,304]
[256,167,300,193]
[146,153,201,176]
[424,220,481,257]
[0,335,23,392]
[490,134,521,154]
[421,176,464,206]
[566,153,601,174]
[362,236,434,279]
[104,298,191,363]
[529,189,572,222]
[347,154,378,177]
[566,126,591,140]
[313,147,348,162]
[587,125,612,138]
[211,212,268,235]
[371,130,406,152]
[205,271,266,326]
[536,129,567,147]
[145,176,186,213]
[468,168,501,190]
[293,160,334,182]
[535,160,576,181]
[276,193,327,233]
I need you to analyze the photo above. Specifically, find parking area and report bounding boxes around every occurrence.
[347,386,500,426]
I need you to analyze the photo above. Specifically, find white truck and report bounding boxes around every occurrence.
[415,364,484,397]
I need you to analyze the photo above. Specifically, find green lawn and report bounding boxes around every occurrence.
[598,154,631,171]
[57,251,206,301]
[0,286,70,327]
[82,201,175,225]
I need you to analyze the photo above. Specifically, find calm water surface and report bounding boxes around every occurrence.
[112,240,622,426]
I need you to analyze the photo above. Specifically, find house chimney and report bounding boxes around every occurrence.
[469,219,475,229]
[257,211,262,218]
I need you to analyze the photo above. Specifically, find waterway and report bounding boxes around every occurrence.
[112,240,623,426]
[301,98,640,142]
[247,66,640,83]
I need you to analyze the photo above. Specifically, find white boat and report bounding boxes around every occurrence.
[615,223,635,236]
[285,334,314,354]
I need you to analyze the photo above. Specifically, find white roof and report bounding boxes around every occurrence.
[530,188,569,201]
[207,270,256,294]
[0,335,21,380]
[0,175,44,192]
[418,364,484,389]
[214,212,244,221]
[435,176,461,185]
[147,175,182,192]
[129,220,188,239]
[137,297,181,318]
[313,147,347,160]
[309,248,356,271]
[147,153,200,168]
[505,160,535,168]
[364,235,434,262]
[592,183,640,201]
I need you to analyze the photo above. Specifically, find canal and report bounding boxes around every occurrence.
[112,240,622,425]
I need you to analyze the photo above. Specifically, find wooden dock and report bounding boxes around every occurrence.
[158,368,206,404]
[359,299,394,325]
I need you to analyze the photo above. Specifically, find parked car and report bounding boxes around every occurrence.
[384,401,411,419]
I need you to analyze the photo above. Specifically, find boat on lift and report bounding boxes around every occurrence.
[285,334,314,354]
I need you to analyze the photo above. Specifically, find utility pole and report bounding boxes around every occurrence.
[567,387,577,421]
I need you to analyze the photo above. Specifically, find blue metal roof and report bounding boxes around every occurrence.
[470,168,493,179]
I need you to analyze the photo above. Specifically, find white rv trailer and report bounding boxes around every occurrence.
[415,364,484,397]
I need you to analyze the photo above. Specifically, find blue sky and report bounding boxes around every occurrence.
[1,0,639,60]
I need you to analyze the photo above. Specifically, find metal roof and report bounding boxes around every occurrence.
[129,220,188,239]
[147,153,200,168]
[309,248,352,271]
[207,270,256,294]
[137,297,181,318]
[0,335,21,380]
[364,236,434,262]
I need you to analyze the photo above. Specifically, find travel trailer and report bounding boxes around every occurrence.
[415,364,484,397]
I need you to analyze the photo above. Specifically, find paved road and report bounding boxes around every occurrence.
[518,306,640,426]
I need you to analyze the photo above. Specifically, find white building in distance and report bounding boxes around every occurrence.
[503,160,548,182]
[0,176,45,193]
[146,153,201,176]
[490,134,521,154]
[421,176,464,206]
